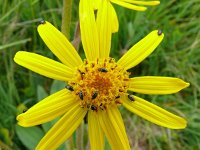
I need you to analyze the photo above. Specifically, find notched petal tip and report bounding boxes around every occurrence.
[176,79,190,91]
[16,114,27,127]
[155,1,160,5]
[140,7,147,11]
[150,1,160,5]
[14,51,23,63]
[138,7,147,11]
[16,114,22,121]
[178,118,187,129]
[185,82,190,88]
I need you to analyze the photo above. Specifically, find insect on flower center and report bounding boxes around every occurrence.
[68,58,130,111]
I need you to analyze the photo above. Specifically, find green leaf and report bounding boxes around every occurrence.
[0,128,12,145]
[37,85,48,102]
[50,80,66,94]
[15,125,44,150]
[41,117,61,132]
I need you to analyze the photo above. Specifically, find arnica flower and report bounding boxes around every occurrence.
[14,0,189,150]
[94,0,160,11]
[93,0,160,33]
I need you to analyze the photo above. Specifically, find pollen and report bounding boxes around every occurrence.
[68,58,130,111]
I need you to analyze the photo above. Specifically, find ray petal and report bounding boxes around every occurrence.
[110,4,119,33]
[14,51,75,81]
[92,0,101,10]
[98,105,130,150]
[88,111,104,150]
[93,0,118,33]
[121,0,160,6]
[117,30,164,70]
[110,0,147,11]
[122,95,187,129]
[37,21,82,68]
[129,76,190,94]
[96,0,112,59]
[17,89,77,127]
[36,104,87,150]
[79,0,99,61]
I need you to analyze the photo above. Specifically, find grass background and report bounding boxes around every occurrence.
[0,0,200,149]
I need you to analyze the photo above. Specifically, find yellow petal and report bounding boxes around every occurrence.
[93,0,101,10]
[122,95,187,129]
[96,0,112,59]
[110,3,119,33]
[129,76,190,94]
[79,0,99,61]
[93,0,118,33]
[17,89,77,127]
[36,104,87,150]
[98,105,130,150]
[110,0,147,11]
[117,30,164,70]
[14,51,75,81]
[37,21,82,68]
[121,0,160,6]
[88,111,104,150]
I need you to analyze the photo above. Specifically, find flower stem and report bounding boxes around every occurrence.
[61,0,73,39]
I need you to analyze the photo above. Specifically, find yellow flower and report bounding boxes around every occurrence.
[14,0,189,150]
[94,0,160,11]
[93,0,160,34]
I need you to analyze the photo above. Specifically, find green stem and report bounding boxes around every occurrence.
[61,0,73,39]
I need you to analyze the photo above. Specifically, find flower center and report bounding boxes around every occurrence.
[68,58,130,111]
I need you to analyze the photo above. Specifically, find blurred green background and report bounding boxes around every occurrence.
[0,0,200,149]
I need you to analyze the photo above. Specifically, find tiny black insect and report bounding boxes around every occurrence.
[65,85,74,91]
[98,68,108,72]
[23,109,27,113]
[92,91,98,99]
[128,94,135,101]
[79,91,84,100]
[157,29,162,36]
[78,69,85,75]
[115,95,120,99]
[91,105,97,111]
[39,20,46,24]
[99,103,104,110]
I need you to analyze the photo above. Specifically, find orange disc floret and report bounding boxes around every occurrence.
[68,58,130,111]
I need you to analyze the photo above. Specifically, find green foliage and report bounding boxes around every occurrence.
[0,0,200,149]
[15,125,44,150]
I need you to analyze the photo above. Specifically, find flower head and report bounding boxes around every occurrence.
[94,0,160,11]
[93,0,160,33]
[14,0,189,149]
